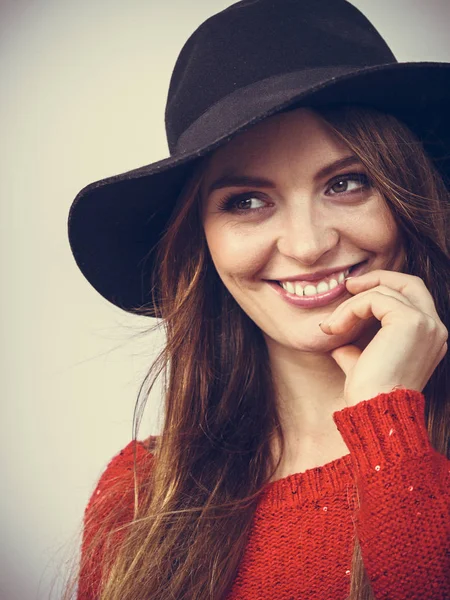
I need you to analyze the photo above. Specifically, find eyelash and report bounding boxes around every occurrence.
[217,172,372,213]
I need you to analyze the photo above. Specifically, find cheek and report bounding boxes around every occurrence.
[205,224,272,280]
[353,202,402,254]
[375,216,403,256]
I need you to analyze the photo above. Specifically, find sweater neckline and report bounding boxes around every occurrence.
[258,452,354,509]
[136,440,355,509]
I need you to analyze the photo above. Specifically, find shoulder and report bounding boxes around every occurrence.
[99,436,156,477]
[78,439,157,599]
[84,437,157,522]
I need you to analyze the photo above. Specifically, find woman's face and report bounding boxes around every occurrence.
[201,108,406,352]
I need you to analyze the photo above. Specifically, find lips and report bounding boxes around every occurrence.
[266,260,368,309]
[273,261,365,287]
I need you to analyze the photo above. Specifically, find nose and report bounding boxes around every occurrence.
[276,204,339,265]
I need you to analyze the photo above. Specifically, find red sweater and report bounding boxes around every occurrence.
[77,389,450,599]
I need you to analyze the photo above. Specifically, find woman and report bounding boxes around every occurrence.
[67,0,450,598]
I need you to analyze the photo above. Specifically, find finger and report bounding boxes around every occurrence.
[323,291,428,336]
[321,285,413,331]
[330,344,362,376]
[345,270,441,321]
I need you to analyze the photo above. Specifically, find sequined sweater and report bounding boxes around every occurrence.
[77,389,450,599]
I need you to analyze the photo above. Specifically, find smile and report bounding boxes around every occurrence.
[267,261,367,308]
[278,267,351,296]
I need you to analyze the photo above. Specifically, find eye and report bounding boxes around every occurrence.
[217,192,267,213]
[326,173,371,196]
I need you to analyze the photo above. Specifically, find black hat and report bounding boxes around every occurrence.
[68,0,450,316]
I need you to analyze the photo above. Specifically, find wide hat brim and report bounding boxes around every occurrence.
[68,62,450,316]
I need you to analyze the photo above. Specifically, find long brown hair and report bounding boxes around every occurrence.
[70,105,450,600]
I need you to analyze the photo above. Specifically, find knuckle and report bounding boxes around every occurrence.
[411,274,426,287]
[424,318,449,344]
[414,312,437,333]
[413,310,428,325]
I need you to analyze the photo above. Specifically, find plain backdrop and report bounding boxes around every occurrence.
[1,0,449,598]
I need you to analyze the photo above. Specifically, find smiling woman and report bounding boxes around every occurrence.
[66,1,450,599]
[201,107,405,335]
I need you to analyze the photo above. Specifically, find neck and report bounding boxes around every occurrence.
[264,320,380,479]
[268,343,347,431]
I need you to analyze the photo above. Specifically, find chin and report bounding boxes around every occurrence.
[277,317,378,353]
[323,317,380,351]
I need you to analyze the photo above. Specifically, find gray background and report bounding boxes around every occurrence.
[1,1,449,598]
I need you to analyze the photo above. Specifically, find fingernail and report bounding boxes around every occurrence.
[344,276,354,281]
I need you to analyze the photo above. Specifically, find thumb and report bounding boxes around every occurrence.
[330,344,362,376]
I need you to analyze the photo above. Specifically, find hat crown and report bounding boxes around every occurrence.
[165,0,396,153]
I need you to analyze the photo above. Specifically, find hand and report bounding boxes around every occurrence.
[319,270,448,406]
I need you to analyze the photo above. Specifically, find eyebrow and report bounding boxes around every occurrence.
[206,155,362,196]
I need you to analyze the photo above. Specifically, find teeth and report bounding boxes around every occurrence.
[280,268,351,296]
[317,281,330,293]
[286,282,295,294]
